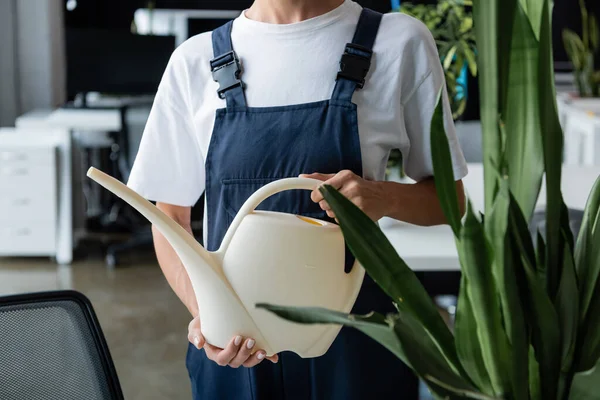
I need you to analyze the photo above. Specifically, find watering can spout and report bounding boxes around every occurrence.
[86,167,222,282]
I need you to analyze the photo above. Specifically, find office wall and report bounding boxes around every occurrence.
[16,0,66,114]
[0,1,19,126]
[0,0,65,126]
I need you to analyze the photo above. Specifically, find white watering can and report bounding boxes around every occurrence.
[87,167,365,358]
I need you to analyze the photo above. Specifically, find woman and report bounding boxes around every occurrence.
[128,0,468,398]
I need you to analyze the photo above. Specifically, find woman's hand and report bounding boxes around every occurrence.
[301,170,389,221]
[187,316,278,368]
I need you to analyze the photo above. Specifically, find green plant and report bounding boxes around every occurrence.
[258,0,600,398]
[385,149,404,180]
[400,0,477,120]
[387,0,477,176]
[563,0,600,97]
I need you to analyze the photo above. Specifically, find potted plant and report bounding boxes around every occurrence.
[563,0,600,98]
[399,0,477,121]
[259,0,600,398]
[387,0,477,181]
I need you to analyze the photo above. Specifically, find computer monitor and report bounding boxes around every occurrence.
[133,9,241,46]
[188,17,235,37]
[65,29,176,99]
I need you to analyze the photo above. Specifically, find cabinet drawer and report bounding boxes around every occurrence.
[0,193,56,223]
[0,224,56,255]
[0,148,54,166]
[0,164,55,191]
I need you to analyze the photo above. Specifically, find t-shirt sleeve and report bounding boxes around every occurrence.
[400,24,469,182]
[127,48,205,207]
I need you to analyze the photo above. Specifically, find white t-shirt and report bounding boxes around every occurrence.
[128,0,468,210]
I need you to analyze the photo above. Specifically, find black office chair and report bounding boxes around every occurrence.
[0,290,124,400]
[102,105,205,267]
[529,208,585,244]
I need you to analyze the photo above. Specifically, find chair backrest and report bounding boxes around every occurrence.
[0,290,124,400]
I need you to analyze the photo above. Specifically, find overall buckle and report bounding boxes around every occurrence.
[210,51,243,99]
[336,43,373,89]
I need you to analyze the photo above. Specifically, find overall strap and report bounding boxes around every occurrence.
[210,21,247,108]
[332,8,383,102]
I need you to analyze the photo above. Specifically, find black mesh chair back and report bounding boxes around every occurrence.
[530,208,585,243]
[0,290,124,400]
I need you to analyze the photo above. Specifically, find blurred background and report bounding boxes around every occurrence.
[0,1,598,399]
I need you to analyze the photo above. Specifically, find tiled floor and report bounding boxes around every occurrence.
[0,255,193,400]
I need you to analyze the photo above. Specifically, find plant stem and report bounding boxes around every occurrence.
[576,71,587,97]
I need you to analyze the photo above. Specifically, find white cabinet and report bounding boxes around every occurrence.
[0,146,57,256]
[0,128,71,263]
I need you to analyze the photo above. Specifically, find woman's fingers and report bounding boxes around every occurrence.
[187,318,278,368]
[307,170,356,203]
[242,349,269,368]
[206,335,243,366]
[187,316,205,349]
[203,336,276,368]
[228,338,256,368]
[266,353,279,363]
[299,172,335,181]
[319,200,331,211]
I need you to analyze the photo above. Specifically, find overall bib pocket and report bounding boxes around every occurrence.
[220,177,327,226]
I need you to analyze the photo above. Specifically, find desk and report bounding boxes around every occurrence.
[16,108,120,146]
[380,163,600,272]
[556,95,600,166]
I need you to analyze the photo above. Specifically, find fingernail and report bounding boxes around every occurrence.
[247,339,255,349]
[257,352,265,360]
[234,336,242,346]
[194,336,200,348]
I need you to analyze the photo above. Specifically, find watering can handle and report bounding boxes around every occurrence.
[238,177,324,218]
[217,177,325,253]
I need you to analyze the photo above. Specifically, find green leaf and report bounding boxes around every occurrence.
[573,173,600,374]
[563,29,586,69]
[424,375,500,400]
[258,303,481,400]
[569,364,600,400]
[473,0,502,213]
[254,304,409,364]
[430,89,462,237]
[518,0,543,40]
[458,201,510,396]
[577,268,600,373]
[509,199,537,268]
[590,14,599,52]
[554,239,579,377]
[563,29,586,70]
[464,46,478,76]
[528,346,541,400]
[580,0,590,50]
[392,311,479,397]
[497,0,519,118]
[504,2,544,222]
[460,17,474,34]
[318,185,463,375]
[455,276,494,394]
[536,231,546,280]
[539,0,565,301]
[561,202,576,253]
[486,178,529,400]
[508,194,561,399]
[575,175,600,326]
[444,45,459,70]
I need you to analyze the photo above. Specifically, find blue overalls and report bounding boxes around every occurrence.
[185,8,419,400]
